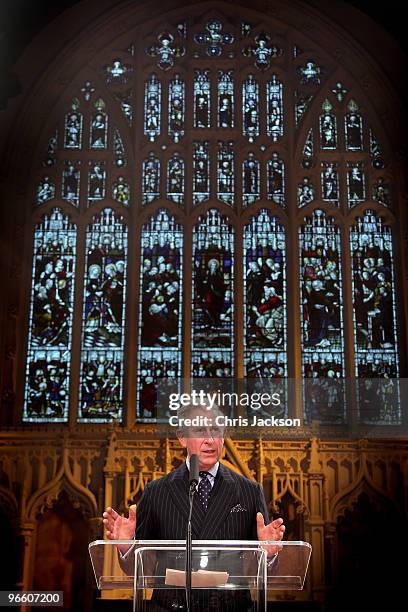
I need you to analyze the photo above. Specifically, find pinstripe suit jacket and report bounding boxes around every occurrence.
[131,461,269,611]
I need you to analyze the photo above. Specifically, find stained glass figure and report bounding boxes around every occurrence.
[242,75,259,142]
[144,74,161,141]
[167,153,184,205]
[266,75,283,142]
[242,153,260,208]
[192,209,234,375]
[81,81,95,101]
[194,20,234,57]
[78,208,127,422]
[64,98,83,149]
[372,177,391,207]
[321,162,339,206]
[332,82,347,103]
[146,31,185,71]
[194,70,211,128]
[113,89,133,125]
[347,162,366,207]
[302,128,314,169]
[350,211,399,400]
[243,210,287,377]
[217,141,234,207]
[142,153,160,205]
[112,177,130,206]
[62,161,80,206]
[23,208,76,422]
[267,153,285,206]
[217,70,234,128]
[242,32,283,70]
[299,210,345,421]
[193,141,210,206]
[369,129,385,169]
[294,90,313,126]
[104,59,133,84]
[168,74,185,143]
[113,128,126,167]
[43,130,58,167]
[36,177,55,205]
[298,60,322,85]
[137,210,183,419]
[241,22,253,37]
[88,162,106,206]
[90,98,108,149]
[319,99,337,150]
[297,177,315,208]
[345,99,363,151]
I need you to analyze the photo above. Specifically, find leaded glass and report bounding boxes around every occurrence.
[193,141,210,206]
[167,153,184,206]
[266,75,283,142]
[192,209,234,375]
[350,211,400,422]
[43,130,58,167]
[332,82,348,103]
[321,162,339,206]
[297,177,315,208]
[113,128,126,167]
[302,128,314,169]
[89,98,108,149]
[267,153,285,206]
[146,31,185,71]
[298,60,322,84]
[144,74,161,141]
[217,141,234,207]
[369,129,385,169]
[217,70,234,128]
[319,99,337,150]
[194,70,211,128]
[168,74,185,143]
[243,210,287,377]
[36,177,55,205]
[62,161,80,206]
[142,153,160,205]
[372,177,391,207]
[242,32,283,70]
[113,89,133,125]
[194,20,234,57]
[347,162,366,207]
[87,161,106,206]
[78,208,127,422]
[242,75,259,142]
[64,98,83,149]
[299,210,345,422]
[23,209,76,422]
[112,177,130,206]
[295,90,313,126]
[81,81,95,101]
[345,99,363,151]
[104,59,133,84]
[137,210,183,419]
[242,153,260,208]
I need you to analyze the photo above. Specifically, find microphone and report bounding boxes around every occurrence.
[189,453,199,490]
[186,453,199,612]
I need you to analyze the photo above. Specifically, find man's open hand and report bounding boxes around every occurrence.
[103,505,136,554]
[256,512,285,556]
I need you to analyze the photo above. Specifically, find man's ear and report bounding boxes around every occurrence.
[177,432,187,448]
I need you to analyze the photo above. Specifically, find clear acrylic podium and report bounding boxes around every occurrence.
[89,540,311,611]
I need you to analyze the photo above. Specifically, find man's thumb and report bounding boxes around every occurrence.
[129,504,137,523]
[256,512,265,527]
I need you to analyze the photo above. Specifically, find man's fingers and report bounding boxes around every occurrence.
[256,512,265,528]
[271,517,284,528]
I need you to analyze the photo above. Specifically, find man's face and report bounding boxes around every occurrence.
[177,409,224,470]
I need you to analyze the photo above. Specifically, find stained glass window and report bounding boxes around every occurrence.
[168,74,185,143]
[321,162,339,206]
[372,177,391,207]
[112,177,130,206]
[299,209,345,422]
[345,99,363,151]
[193,141,210,206]
[36,177,55,205]
[295,90,313,126]
[64,98,83,149]
[297,177,315,208]
[192,209,234,376]
[194,70,211,128]
[267,153,285,207]
[319,99,337,150]
[144,74,161,141]
[242,152,260,208]
[217,141,234,207]
[136,210,183,419]
[113,128,126,167]
[114,89,133,125]
[142,153,160,205]
[23,209,77,422]
[167,153,184,206]
[302,128,314,168]
[242,75,259,142]
[78,208,127,422]
[62,161,80,206]
[43,130,58,167]
[87,161,106,206]
[369,129,384,168]
[243,210,287,378]
[266,75,283,141]
[218,70,234,128]
[347,162,366,207]
[89,98,108,149]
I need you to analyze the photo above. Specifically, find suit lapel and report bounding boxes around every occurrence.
[199,463,238,539]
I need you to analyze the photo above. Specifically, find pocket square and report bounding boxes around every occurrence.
[230,503,247,513]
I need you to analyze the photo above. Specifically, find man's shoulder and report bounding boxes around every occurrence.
[219,463,261,490]
[145,463,186,490]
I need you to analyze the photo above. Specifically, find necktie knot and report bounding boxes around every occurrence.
[199,471,211,478]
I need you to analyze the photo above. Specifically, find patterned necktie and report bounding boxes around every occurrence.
[197,471,212,511]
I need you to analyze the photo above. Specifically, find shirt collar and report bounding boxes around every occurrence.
[186,456,219,479]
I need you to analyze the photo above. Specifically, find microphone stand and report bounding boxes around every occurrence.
[186,480,196,612]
